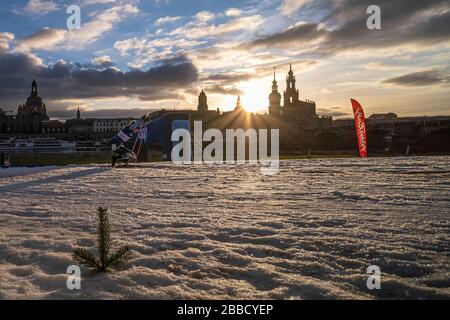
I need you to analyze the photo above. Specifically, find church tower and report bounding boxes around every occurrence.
[20,79,49,120]
[31,79,38,95]
[77,106,81,119]
[197,90,208,113]
[283,64,300,108]
[268,67,282,117]
[234,96,244,111]
[16,79,49,133]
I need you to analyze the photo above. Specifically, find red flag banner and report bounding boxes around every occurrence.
[351,99,368,158]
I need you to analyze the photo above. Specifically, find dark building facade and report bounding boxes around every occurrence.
[268,65,332,130]
[282,64,316,120]
[0,80,49,133]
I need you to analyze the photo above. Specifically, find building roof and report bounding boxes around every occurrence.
[41,120,65,127]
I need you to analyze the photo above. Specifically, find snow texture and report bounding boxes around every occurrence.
[0,157,449,299]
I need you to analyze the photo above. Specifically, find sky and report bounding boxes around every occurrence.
[0,0,449,119]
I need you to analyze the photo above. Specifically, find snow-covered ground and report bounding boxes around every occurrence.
[0,157,449,299]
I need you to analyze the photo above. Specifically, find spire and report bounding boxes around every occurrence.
[286,64,295,84]
[272,67,278,92]
[76,106,81,119]
[269,65,282,117]
[288,63,294,77]
[31,79,38,95]
[235,96,243,111]
[284,63,299,107]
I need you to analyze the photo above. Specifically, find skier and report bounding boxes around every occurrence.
[4,157,11,168]
[111,144,136,167]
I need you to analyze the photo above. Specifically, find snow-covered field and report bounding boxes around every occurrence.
[0,157,449,300]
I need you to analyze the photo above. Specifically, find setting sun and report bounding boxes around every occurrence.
[240,79,270,114]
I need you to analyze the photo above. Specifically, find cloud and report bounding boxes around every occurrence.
[250,0,450,56]
[15,28,66,52]
[251,22,326,48]
[202,72,254,85]
[114,37,149,56]
[64,3,140,49]
[148,37,206,49]
[0,32,15,52]
[154,16,181,26]
[0,50,198,106]
[194,11,215,23]
[11,3,140,53]
[169,14,263,39]
[204,85,244,96]
[363,63,404,71]
[15,0,59,16]
[280,0,312,16]
[92,55,113,67]
[225,8,242,17]
[382,70,450,87]
[82,0,117,5]
[114,35,206,68]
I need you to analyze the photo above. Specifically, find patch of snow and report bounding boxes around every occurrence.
[0,157,449,299]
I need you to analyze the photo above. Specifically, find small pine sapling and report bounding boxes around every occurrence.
[73,207,130,272]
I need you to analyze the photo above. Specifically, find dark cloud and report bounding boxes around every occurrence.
[0,51,198,106]
[382,70,450,87]
[250,0,450,55]
[202,72,254,84]
[205,85,244,96]
[75,61,114,70]
[200,62,318,85]
[137,91,187,102]
[251,22,325,47]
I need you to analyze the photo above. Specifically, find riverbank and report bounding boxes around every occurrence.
[2,151,450,167]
